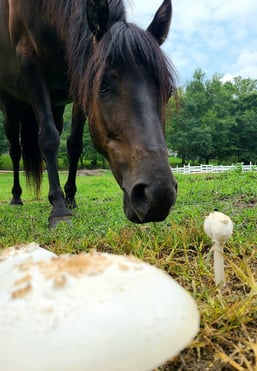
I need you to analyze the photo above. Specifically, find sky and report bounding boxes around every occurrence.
[126,0,257,86]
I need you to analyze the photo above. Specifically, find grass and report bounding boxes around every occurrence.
[0,154,11,170]
[0,169,257,370]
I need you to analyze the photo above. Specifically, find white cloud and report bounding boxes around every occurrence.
[212,0,257,22]
[125,0,257,83]
[220,74,234,83]
[229,51,257,79]
[126,0,165,27]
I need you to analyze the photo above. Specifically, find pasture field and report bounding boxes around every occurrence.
[0,169,257,370]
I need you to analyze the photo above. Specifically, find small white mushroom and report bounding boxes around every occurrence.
[204,211,233,287]
[0,244,200,371]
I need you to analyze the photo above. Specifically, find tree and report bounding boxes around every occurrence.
[235,92,257,162]
[232,77,257,96]
[204,75,238,162]
[167,69,213,164]
[166,70,257,164]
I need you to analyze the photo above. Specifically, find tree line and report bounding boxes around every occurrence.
[166,69,257,164]
[1,69,257,167]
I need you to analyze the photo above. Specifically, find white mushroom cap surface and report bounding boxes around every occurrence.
[0,244,199,371]
[204,211,233,243]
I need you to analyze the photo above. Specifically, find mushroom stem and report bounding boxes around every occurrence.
[213,241,225,287]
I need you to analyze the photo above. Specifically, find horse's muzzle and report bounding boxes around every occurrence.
[123,180,177,223]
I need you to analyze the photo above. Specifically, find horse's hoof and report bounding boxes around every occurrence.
[48,215,72,228]
[10,199,23,206]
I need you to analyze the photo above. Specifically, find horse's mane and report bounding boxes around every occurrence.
[42,0,176,108]
[42,0,125,99]
[81,22,177,109]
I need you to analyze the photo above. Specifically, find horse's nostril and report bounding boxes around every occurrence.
[130,183,150,217]
[129,181,176,223]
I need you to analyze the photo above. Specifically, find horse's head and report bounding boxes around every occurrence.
[83,0,177,223]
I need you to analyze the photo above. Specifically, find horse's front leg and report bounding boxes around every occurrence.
[1,95,24,205]
[4,112,23,205]
[64,104,85,209]
[17,52,72,227]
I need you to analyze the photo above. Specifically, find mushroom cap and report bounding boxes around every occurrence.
[204,211,233,244]
[0,244,199,371]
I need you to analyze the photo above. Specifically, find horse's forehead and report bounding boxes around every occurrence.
[104,47,162,81]
[106,60,150,76]
[108,57,170,94]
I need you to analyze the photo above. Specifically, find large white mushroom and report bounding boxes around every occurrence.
[204,211,233,287]
[0,243,199,371]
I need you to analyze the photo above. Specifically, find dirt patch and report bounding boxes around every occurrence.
[234,196,257,209]
[77,169,107,176]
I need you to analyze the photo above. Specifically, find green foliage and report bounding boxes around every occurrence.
[0,154,12,169]
[59,103,107,168]
[166,70,257,164]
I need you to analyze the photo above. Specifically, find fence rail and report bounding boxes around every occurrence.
[1,164,256,175]
[172,163,256,174]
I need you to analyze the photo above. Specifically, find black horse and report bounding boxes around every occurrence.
[0,0,177,226]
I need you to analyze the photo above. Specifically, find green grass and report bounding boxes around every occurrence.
[0,169,257,370]
[0,154,12,169]
[168,156,182,166]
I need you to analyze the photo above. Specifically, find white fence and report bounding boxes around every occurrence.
[172,163,256,174]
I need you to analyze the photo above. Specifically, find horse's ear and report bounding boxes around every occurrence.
[146,0,172,45]
[87,0,109,41]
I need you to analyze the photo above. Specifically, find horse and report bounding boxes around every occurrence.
[0,0,177,227]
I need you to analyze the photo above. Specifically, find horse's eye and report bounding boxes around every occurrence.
[99,81,110,95]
